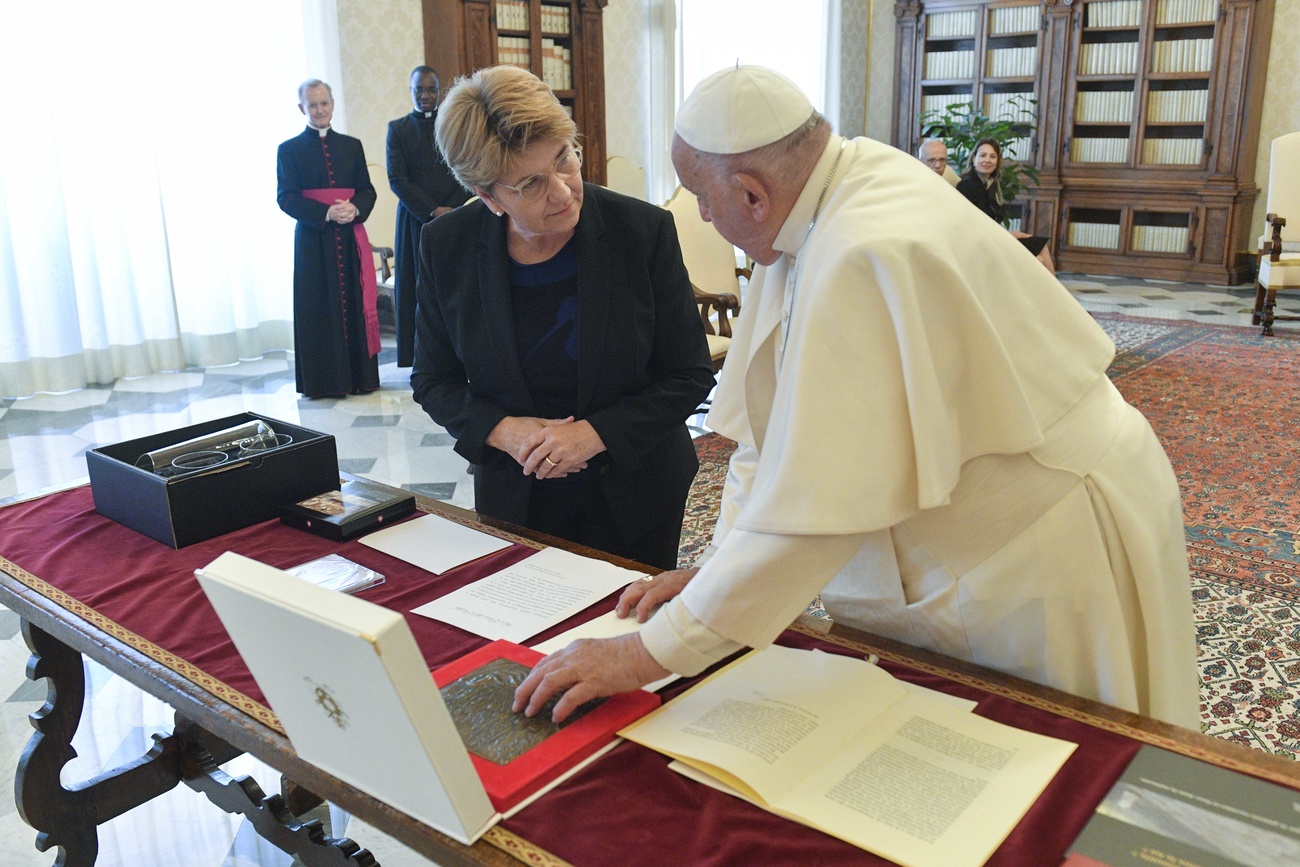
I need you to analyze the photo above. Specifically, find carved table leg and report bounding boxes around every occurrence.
[13,621,375,867]
[175,717,376,867]
[16,621,183,866]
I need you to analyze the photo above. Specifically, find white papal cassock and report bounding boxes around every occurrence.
[640,135,1198,728]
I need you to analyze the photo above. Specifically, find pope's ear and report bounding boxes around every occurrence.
[734,172,770,222]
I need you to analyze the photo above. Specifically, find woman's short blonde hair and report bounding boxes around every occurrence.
[435,65,579,192]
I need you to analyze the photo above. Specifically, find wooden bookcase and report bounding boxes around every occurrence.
[421,0,608,185]
[893,0,1274,283]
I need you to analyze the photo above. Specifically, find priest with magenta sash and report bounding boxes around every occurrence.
[276,79,380,398]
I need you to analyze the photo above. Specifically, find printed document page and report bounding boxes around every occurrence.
[359,513,511,574]
[412,547,647,642]
[621,645,1075,867]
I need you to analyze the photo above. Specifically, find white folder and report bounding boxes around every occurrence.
[196,551,498,845]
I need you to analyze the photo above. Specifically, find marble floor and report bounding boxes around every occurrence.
[0,273,1292,866]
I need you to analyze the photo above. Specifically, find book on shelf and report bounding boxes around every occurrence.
[1064,744,1300,866]
[1078,41,1139,76]
[496,0,528,31]
[1156,0,1217,26]
[1087,0,1142,28]
[925,50,975,80]
[1151,38,1214,74]
[988,4,1037,35]
[1142,137,1203,165]
[620,644,1076,867]
[1076,90,1134,123]
[278,476,415,541]
[986,46,1037,79]
[926,9,977,39]
[1131,224,1189,254]
[1147,89,1208,124]
[1068,222,1122,249]
[1071,137,1130,163]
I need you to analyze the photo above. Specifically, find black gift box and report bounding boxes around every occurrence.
[86,412,339,548]
[279,476,416,541]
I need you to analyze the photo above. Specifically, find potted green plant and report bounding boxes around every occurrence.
[920,96,1040,226]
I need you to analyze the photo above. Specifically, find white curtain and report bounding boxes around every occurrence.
[0,0,340,399]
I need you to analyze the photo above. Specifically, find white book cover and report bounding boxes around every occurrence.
[196,552,498,845]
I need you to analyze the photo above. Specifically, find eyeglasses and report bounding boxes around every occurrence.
[411,86,440,95]
[923,157,948,168]
[495,147,583,202]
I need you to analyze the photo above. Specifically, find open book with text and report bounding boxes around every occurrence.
[620,644,1076,867]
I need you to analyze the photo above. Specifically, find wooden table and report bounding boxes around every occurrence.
[2,485,1298,867]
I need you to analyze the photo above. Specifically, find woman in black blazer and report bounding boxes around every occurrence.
[957,137,1055,272]
[412,66,715,570]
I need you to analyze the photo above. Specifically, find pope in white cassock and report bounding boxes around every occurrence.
[514,65,1198,729]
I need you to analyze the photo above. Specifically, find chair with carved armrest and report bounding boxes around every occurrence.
[371,245,396,334]
[664,186,749,374]
[1251,131,1300,336]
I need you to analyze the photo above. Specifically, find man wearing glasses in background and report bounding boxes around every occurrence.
[386,66,469,368]
[918,138,959,186]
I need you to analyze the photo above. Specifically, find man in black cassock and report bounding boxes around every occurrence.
[386,66,469,367]
[276,79,380,398]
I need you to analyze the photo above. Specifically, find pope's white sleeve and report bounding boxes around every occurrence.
[693,441,759,568]
[640,527,867,675]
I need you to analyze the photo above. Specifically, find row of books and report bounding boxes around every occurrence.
[1078,41,1139,75]
[1071,137,1130,162]
[984,91,1035,122]
[926,9,977,39]
[495,2,571,35]
[986,46,1037,78]
[1155,0,1217,24]
[1131,224,1190,253]
[1151,37,1214,73]
[495,0,529,31]
[496,36,532,69]
[1086,0,1141,28]
[1147,88,1208,123]
[921,93,971,116]
[925,50,975,80]
[540,38,573,91]
[1142,137,1204,164]
[538,4,571,34]
[989,4,1038,35]
[1068,221,1121,249]
[1075,90,1135,123]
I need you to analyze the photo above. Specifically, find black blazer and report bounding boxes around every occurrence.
[957,170,1005,225]
[411,184,716,543]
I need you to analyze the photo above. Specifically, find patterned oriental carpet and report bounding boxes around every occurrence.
[680,312,1300,760]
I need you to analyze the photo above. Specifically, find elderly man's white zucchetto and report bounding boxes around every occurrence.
[675,65,815,155]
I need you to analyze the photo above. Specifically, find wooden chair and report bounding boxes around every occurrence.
[664,186,748,373]
[1251,131,1300,335]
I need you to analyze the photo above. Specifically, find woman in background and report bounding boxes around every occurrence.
[958,137,1056,273]
[411,66,715,570]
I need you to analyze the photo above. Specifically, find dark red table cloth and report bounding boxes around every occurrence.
[0,486,1209,866]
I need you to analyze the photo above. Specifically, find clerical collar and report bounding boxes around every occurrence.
[309,125,329,137]
[773,135,847,257]
[423,111,433,119]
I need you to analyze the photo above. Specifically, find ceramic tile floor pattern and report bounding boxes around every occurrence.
[0,274,1293,866]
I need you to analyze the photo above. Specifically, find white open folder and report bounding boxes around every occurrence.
[196,551,498,845]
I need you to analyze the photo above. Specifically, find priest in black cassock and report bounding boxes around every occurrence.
[276,79,381,398]
[386,66,469,367]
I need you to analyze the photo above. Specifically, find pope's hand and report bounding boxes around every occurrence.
[616,568,697,622]
[512,633,669,723]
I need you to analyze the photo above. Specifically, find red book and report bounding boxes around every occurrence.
[432,639,660,813]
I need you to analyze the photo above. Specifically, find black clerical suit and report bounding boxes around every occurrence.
[276,127,380,397]
[386,110,469,367]
[411,185,715,569]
